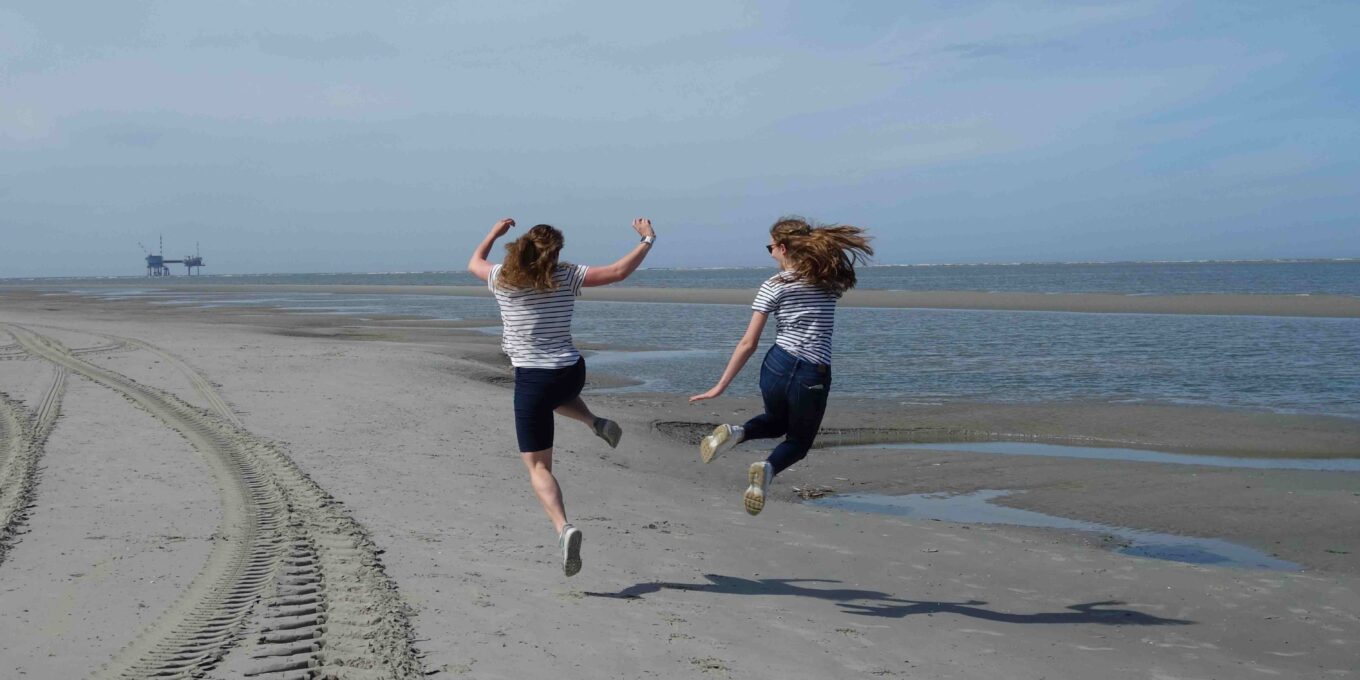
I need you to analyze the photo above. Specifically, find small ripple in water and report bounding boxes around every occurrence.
[847,441,1360,472]
[810,489,1301,571]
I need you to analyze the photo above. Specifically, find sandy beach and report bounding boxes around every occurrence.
[2,288,1358,679]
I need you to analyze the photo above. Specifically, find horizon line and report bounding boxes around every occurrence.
[3,257,1359,282]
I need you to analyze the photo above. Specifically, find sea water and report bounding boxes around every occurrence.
[12,260,1360,417]
[11,259,1360,295]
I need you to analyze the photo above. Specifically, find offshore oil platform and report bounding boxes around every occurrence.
[140,236,205,276]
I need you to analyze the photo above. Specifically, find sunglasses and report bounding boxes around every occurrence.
[765,244,777,253]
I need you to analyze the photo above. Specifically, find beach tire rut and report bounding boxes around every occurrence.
[0,341,27,361]
[69,338,131,357]
[0,347,65,565]
[0,323,422,679]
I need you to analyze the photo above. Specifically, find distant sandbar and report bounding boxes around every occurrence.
[8,282,1360,317]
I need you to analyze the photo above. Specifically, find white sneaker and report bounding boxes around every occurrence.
[743,462,773,516]
[559,524,583,577]
[700,424,744,463]
[593,417,622,449]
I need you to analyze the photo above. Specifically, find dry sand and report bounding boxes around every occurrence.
[1,289,1357,679]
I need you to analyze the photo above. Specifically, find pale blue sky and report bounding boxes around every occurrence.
[2,1,1357,277]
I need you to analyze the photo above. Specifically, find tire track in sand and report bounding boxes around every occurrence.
[1,323,422,680]
[0,362,65,565]
[69,338,131,358]
[2,331,130,361]
[0,392,35,563]
[121,336,242,428]
[26,324,239,427]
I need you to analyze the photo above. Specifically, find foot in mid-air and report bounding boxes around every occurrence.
[743,461,773,515]
[700,423,744,463]
[593,417,622,449]
[559,524,583,577]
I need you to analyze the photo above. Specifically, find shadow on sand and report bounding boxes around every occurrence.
[585,573,1193,626]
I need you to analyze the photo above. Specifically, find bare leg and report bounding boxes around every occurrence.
[521,449,567,535]
[554,396,597,428]
[559,396,622,448]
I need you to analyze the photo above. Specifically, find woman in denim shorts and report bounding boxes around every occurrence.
[690,216,872,515]
[469,217,657,575]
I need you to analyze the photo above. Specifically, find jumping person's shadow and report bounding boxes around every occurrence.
[585,573,1192,627]
[838,598,1191,625]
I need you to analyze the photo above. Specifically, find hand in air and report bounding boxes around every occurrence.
[688,386,723,403]
[632,218,655,239]
[492,218,516,238]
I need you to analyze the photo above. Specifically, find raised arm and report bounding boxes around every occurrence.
[467,218,515,282]
[582,218,657,287]
[689,311,769,402]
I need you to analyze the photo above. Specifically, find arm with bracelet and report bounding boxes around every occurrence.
[582,218,656,287]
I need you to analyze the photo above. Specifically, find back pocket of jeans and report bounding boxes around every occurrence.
[797,375,829,392]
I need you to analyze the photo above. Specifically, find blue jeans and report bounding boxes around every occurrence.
[741,345,832,476]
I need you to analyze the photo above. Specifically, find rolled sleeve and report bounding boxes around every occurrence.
[752,279,781,313]
[571,265,590,296]
[488,264,502,292]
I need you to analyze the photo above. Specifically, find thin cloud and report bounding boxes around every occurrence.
[98,124,165,148]
[190,32,399,61]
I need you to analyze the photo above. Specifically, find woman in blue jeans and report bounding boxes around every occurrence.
[690,217,872,515]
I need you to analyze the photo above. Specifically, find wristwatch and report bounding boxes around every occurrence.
[640,235,656,245]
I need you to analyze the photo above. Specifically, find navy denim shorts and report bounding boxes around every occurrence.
[513,357,586,453]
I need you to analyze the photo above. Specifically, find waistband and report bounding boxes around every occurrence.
[767,344,830,373]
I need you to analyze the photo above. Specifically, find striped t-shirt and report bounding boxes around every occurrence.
[489,263,590,368]
[752,273,838,365]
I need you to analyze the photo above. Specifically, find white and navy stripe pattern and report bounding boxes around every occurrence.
[752,273,838,365]
[489,263,590,368]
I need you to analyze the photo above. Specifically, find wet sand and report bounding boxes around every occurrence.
[1,289,1357,679]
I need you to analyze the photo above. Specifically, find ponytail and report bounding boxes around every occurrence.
[498,224,567,292]
[771,216,873,296]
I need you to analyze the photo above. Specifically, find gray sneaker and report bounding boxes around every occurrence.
[743,462,773,516]
[700,423,743,463]
[593,417,622,449]
[559,524,583,577]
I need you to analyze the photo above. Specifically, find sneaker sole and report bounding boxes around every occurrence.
[598,420,622,449]
[743,463,766,515]
[563,528,583,577]
[700,424,731,464]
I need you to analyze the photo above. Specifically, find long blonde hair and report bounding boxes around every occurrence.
[498,224,568,292]
[771,216,873,296]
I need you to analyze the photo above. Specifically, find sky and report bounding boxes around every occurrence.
[2,1,1357,277]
